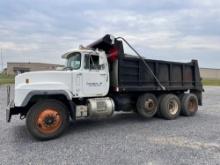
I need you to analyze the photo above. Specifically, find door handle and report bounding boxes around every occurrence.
[100,74,106,76]
[77,73,82,76]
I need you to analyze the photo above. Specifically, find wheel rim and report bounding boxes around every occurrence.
[168,100,178,115]
[36,109,62,134]
[188,98,197,112]
[144,99,155,112]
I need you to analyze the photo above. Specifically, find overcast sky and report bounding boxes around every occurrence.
[0,0,220,69]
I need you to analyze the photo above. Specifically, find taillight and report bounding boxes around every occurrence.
[108,47,118,62]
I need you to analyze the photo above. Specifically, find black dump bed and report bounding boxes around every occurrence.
[88,34,204,95]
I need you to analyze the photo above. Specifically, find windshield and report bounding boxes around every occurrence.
[66,52,81,70]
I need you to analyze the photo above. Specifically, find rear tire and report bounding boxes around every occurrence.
[136,93,158,118]
[181,93,198,116]
[160,94,181,120]
[26,99,69,140]
[155,94,166,118]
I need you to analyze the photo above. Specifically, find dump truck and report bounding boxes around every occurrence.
[6,34,204,140]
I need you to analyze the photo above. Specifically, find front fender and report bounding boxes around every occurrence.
[14,83,73,107]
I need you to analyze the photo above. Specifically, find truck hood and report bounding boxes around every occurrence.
[15,70,73,90]
[14,70,75,107]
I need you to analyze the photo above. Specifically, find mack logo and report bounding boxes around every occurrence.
[86,82,103,87]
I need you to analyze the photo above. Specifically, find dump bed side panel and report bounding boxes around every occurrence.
[118,56,203,92]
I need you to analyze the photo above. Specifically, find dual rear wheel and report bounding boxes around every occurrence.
[181,94,198,116]
[136,93,198,120]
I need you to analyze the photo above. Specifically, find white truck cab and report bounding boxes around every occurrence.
[14,49,110,107]
[62,49,109,98]
[7,48,115,140]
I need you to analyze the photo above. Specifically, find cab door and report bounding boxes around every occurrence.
[82,54,109,97]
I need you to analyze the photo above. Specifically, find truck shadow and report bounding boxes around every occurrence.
[10,111,208,142]
[67,112,159,134]
[10,112,161,142]
[11,124,36,142]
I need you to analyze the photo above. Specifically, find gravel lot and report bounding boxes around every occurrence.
[0,85,220,165]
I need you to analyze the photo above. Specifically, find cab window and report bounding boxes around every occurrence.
[84,54,102,70]
[66,52,81,70]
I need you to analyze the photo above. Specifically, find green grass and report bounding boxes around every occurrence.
[202,79,220,86]
[0,74,15,85]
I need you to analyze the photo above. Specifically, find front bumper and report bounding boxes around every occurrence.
[6,85,15,122]
[6,100,15,122]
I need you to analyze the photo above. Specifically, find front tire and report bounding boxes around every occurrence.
[26,99,69,140]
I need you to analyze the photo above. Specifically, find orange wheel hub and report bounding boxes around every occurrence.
[36,109,62,134]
